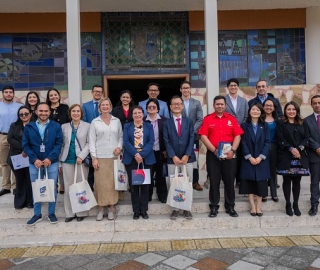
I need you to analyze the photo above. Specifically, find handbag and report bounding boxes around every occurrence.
[31,168,55,203]
[166,165,193,211]
[73,124,92,167]
[114,155,128,191]
[131,162,151,185]
[69,164,97,213]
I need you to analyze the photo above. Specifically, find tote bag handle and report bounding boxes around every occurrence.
[73,163,86,184]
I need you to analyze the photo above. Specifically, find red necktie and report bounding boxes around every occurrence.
[317,115,320,130]
[176,118,181,136]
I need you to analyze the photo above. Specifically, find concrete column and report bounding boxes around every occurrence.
[204,0,219,114]
[306,7,320,84]
[66,0,82,105]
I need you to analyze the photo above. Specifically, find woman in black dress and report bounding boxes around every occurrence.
[112,90,134,128]
[277,101,310,216]
[25,91,40,121]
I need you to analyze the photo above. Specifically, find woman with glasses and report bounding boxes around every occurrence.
[25,91,40,121]
[112,90,134,128]
[7,106,33,209]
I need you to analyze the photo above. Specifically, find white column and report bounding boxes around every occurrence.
[306,7,320,84]
[66,0,82,105]
[204,0,219,114]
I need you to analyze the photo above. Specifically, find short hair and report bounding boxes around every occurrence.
[131,105,144,115]
[25,91,40,110]
[37,102,50,110]
[311,95,320,104]
[213,95,226,104]
[2,85,14,93]
[180,80,191,89]
[170,95,183,104]
[227,78,239,87]
[246,103,266,123]
[147,82,159,90]
[46,88,61,106]
[98,97,113,111]
[68,104,84,120]
[146,98,160,112]
[92,84,103,92]
[262,98,279,120]
[283,101,303,125]
[256,79,268,88]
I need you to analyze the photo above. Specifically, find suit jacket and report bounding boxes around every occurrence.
[304,114,320,163]
[248,93,283,118]
[277,120,309,169]
[182,97,203,140]
[7,122,25,166]
[163,116,196,164]
[112,106,133,128]
[139,99,170,118]
[225,95,248,125]
[240,122,270,181]
[82,100,100,123]
[122,122,156,165]
[49,103,70,125]
[60,121,91,162]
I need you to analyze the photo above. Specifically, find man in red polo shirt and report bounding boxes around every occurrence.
[198,95,243,218]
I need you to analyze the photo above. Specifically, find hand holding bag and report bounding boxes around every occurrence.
[32,168,55,203]
[166,165,193,211]
[114,155,128,191]
[131,162,151,185]
[69,164,97,213]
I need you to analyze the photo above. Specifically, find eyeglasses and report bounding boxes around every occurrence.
[19,113,30,117]
[171,103,183,106]
[181,87,190,90]
[148,105,157,110]
[92,90,103,94]
[229,84,238,87]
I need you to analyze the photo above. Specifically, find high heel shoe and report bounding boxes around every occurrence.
[293,204,301,216]
[286,203,293,216]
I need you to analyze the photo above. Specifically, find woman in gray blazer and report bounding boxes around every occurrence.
[59,104,91,222]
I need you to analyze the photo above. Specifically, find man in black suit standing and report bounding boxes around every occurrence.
[304,95,320,216]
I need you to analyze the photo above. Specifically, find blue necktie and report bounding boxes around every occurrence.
[94,102,99,117]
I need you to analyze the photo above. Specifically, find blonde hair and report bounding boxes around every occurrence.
[98,97,113,112]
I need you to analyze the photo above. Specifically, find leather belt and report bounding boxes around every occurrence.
[0,132,8,135]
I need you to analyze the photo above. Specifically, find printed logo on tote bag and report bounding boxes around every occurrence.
[118,170,126,183]
[173,189,186,203]
[76,190,90,205]
[39,186,47,196]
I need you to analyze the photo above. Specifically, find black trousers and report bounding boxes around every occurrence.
[149,151,167,200]
[88,166,95,191]
[235,146,243,184]
[11,166,33,209]
[207,150,237,209]
[125,160,152,213]
[310,162,320,207]
[282,175,301,205]
[193,139,199,184]
[268,142,278,198]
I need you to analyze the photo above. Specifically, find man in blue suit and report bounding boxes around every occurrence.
[139,82,170,118]
[82,84,103,124]
[163,95,196,220]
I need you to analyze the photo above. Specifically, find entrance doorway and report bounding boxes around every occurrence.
[104,74,190,108]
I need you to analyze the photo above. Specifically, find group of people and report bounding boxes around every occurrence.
[1,77,320,225]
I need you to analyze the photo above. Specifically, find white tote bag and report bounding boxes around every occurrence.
[32,168,55,203]
[114,156,128,191]
[166,165,193,211]
[69,164,98,214]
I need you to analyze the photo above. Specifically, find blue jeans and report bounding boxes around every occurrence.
[29,163,58,216]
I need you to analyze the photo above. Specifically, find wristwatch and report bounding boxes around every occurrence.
[231,149,236,153]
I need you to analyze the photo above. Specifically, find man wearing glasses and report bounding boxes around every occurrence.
[82,84,104,123]
[0,85,22,196]
[139,82,170,118]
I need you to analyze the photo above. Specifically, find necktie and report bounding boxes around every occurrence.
[94,102,99,117]
[317,115,320,130]
[176,118,181,136]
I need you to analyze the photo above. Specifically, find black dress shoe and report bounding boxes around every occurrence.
[0,189,10,196]
[256,212,263,217]
[293,205,301,216]
[272,197,279,202]
[208,208,219,218]
[77,217,85,222]
[250,212,256,216]
[308,206,318,216]
[262,197,267,202]
[26,204,34,209]
[286,204,293,216]
[65,217,75,223]
[133,212,140,220]
[226,208,239,217]
[140,212,149,219]
[159,198,167,203]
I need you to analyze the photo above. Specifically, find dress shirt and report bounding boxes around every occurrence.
[258,94,268,104]
[0,101,22,133]
[228,94,238,112]
[146,114,161,151]
[35,119,50,140]
[183,98,190,116]
[172,115,182,133]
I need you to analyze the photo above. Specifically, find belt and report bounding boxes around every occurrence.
[0,132,8,135]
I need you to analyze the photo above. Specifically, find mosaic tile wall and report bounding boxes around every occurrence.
[0,33,102,91]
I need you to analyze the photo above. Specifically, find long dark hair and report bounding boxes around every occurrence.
[116,90,135,107]
[14,106,32,127]
[283,101,303,125]
[246,102,266,124]
[46,88,61,106]
[25,91,40,110]
[262,98,279,120]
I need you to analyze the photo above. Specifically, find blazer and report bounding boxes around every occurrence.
[122,122,156,165]
[82,100,100,123]
[239,122,270,181]
[276,120,309,170]
[304,114,320,163]
[248,93,283,118]
[6,122,25,166]
[225,94,248,125]
[60,121,91,162]
[139,99,170,118]
[182,97,203,140]
[163,116,196,164]
[49,103,70,125]
[112,106,133,128]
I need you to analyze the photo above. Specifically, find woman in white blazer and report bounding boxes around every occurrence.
[59,104,91,222]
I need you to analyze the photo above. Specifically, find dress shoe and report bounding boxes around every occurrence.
[250,212,256,217]
[286,203,293,216]
[77,217,85,222]
[0,189,10,196]
[13,189,16,195]
[293,204,301,216]
[262,197,267,202]
[140,212,149,219]
[272,197,279,202]
[170,210,179,220]
[59,191,64,194]
[226,208,239,217]
[193,183,203,191]
[208,208,219,218]
[133,212,140,220]
[26,204,34,209]
[65,217,75,223]
[159,198,167,203]
[256,212,263,217]
[308,206,318,216]
[277,184,280,188]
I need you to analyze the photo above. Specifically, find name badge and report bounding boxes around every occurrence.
[40,144,45,153]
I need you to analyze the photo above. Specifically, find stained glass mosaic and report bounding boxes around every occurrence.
[103,12,188,72]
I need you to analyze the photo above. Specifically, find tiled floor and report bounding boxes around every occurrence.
[1,236,320,269]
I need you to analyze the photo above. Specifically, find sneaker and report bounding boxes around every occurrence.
[170,210,179,220]
[27,214,42,226]
[108,208,114,220]
[97,210,104,221]
[183,210,193,220]
[48,213,58,224]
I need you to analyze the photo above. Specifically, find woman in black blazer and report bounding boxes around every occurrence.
[112,90,134,128]
[277,101,310,216]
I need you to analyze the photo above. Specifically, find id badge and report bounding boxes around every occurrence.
[40,144,45,153]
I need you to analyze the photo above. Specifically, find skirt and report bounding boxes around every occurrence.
[239,179,268,197]
[94,157,119,206]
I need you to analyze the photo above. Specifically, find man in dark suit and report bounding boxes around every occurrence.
[163,95,196,220]
[180,81,203,191]
[304,95,320,216]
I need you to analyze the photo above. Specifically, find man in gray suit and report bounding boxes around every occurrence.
[225,78,248,188]
[180,81,203,191]
[304,95,320,216]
